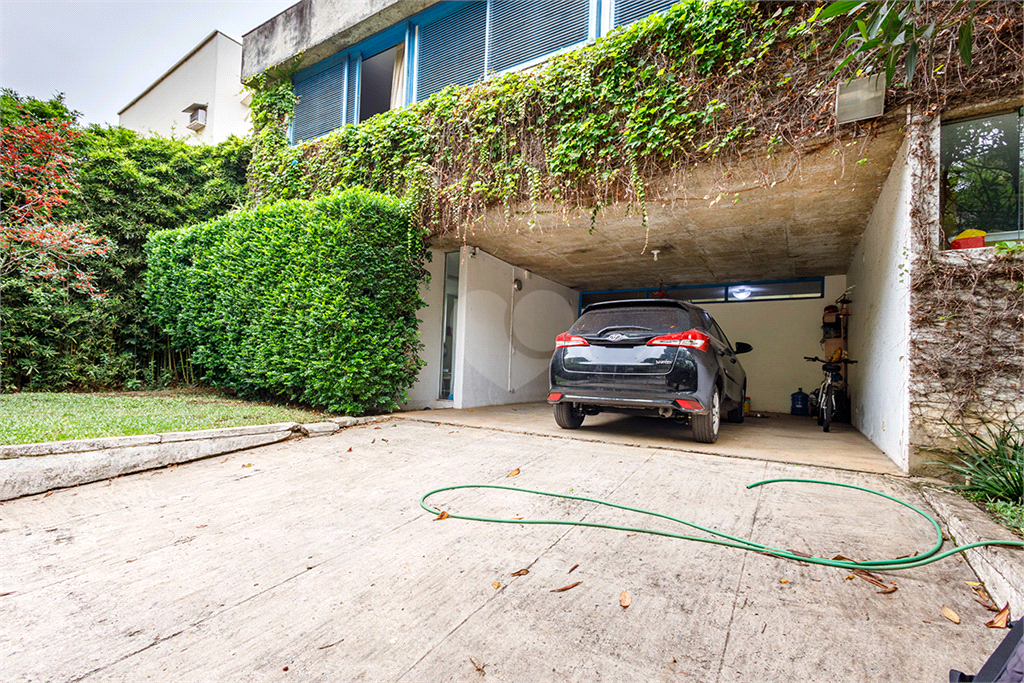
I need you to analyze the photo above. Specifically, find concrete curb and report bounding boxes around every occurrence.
[0,416,388,501]
[920,486,1024,618]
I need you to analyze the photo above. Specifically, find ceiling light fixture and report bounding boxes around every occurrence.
[651,249,660,262]
[731,287,751,300]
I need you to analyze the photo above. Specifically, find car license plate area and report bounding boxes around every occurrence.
[562,345,675,375]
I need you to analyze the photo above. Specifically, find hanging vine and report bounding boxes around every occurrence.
[244,0,1021,243]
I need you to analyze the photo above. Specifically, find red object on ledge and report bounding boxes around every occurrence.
[951,235,986,249]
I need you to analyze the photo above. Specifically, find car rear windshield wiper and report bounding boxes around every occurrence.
[594,325,654,336]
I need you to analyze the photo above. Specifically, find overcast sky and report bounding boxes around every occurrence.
[1,0,297,125]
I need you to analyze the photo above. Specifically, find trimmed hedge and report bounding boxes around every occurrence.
[144,187,428,415]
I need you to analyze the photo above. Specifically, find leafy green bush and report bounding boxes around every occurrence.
[941,419,1024,504]
[144,187,427,414]
[1,89,250,392]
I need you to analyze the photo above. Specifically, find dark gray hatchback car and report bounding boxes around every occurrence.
[547,299,751,443]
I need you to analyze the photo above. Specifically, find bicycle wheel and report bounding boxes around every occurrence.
[822,384,834,433]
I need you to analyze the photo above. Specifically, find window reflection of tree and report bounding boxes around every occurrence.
[939,113,1021,243]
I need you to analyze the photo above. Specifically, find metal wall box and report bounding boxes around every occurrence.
[835,75,885,125]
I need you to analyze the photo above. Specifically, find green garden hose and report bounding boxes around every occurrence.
[419,478,1024,571]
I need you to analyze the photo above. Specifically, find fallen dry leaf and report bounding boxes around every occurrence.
[833,554,854,562]
[941,605,961,624]
[786,549,812,559]
[568,564,579,574]
[242,463,252,468]
[877,586,898,594]
[550,581,581,593]
[346,447,353,452]
[43,491,53,498]
[492,582,501,589]
[852,569,889,590]
[510,569,529,576]
[965,581,983,587]
[470,658,487,674]
[845,574,855,580]
[506,468,520,477]
[0,592,15,597]
[986,604,1011,629]
[434,511,449,521]
[779,579,789,584]
[620,590,631,608]
[511,517,523,520]
[374,426,381,430]
[371,438,375,444]
[974,597,1000,611]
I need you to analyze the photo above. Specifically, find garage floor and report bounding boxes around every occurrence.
[399,403,902,475]
[0,420,1005,681]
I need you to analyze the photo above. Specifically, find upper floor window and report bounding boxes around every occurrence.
[291,0,680,143]
[940,110,1023,247]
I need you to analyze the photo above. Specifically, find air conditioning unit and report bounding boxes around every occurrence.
[187,108,207,131]
[182,102,208,131]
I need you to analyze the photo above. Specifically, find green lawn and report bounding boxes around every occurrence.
[0,391,333,446]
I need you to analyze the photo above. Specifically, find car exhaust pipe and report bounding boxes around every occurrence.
[658,407,674,418]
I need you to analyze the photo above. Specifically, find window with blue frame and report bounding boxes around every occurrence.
[291,0,680,142]
[579,279,825,312]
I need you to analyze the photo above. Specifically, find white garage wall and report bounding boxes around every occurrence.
[454,248,579,409]
[403,247,446,409]
[700,275,848,414]
[846,135,913,471]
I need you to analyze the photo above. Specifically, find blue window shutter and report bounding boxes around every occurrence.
[416,1,487,102]
[613,0,676,28]
[488,0,589,74]
[345,54,360,124]
[292,61,345,142]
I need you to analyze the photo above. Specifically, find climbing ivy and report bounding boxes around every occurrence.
[244,0,1017,243]
[245,1,789,238]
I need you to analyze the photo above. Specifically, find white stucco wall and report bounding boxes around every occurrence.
[700,275,848,414]
[119,32,250,144]
[211,34,252,140]
[846,135,913,471]
[403,247,446,410]
[453,248,579,409]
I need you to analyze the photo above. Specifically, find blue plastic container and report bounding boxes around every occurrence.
[790,388,809,415]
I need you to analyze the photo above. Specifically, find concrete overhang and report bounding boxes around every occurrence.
[242,0,438,82]
[431,123,908,292]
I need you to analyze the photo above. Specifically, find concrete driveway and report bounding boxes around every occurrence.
[401,402,902,474]
[0,419,1008,682]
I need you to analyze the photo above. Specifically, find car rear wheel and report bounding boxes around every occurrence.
[553,402,585,429]
[692,388,720,443]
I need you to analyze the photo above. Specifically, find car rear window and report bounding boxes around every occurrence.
[571,307,689,336]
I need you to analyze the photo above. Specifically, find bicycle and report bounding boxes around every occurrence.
[803,355,857,433]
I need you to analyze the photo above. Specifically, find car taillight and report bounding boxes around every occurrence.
[676,398,703,410]
[647,329,711,351]
[547,392,563,402]
[555,333,589,349]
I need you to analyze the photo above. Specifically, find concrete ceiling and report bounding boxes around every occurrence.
[431,124,907,292]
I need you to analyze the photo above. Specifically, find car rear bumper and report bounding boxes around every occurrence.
[546,390,708,415]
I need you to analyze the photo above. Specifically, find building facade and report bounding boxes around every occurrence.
[242,1,1023,474]
[120,30,251,144]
